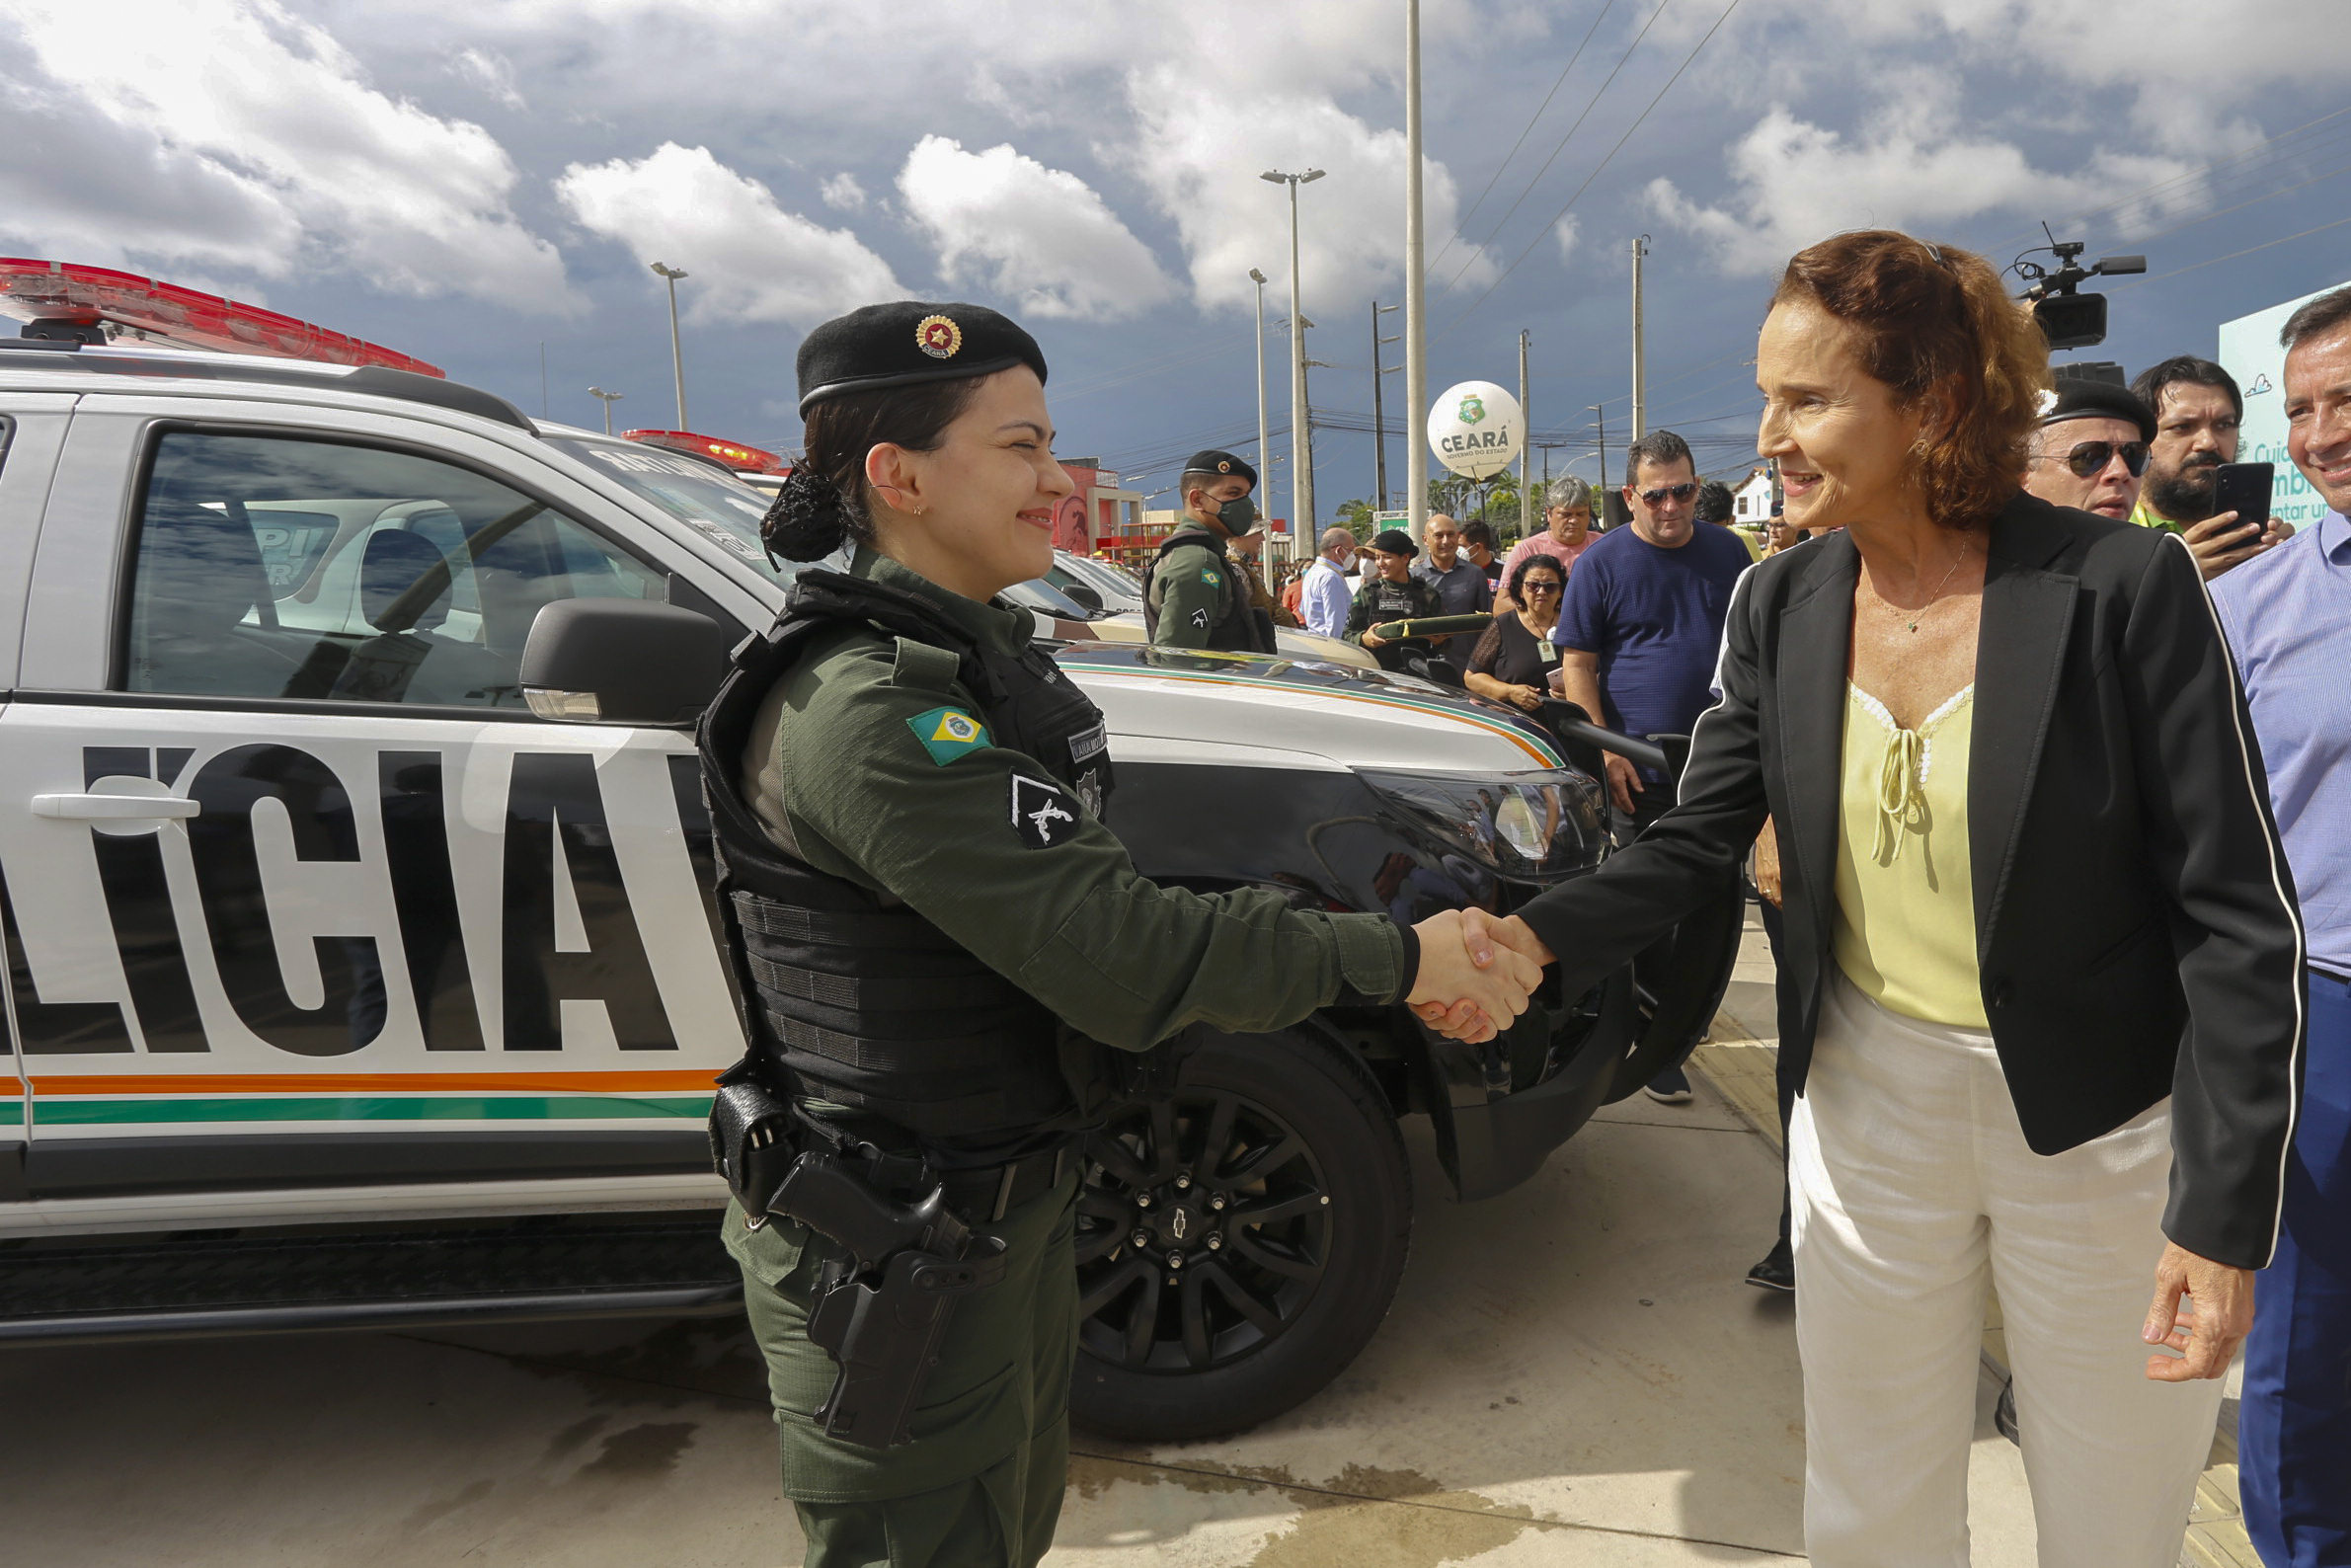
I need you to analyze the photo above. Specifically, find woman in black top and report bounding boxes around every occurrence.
[1463,554,1563,710]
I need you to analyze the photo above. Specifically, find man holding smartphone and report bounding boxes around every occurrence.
[2208,282,2351,1568]
[2128,354,2295,579]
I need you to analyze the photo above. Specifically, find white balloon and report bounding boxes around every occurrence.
[1426,380,1525,479]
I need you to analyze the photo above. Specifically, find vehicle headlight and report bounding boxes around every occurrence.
[1356,768,1607,882]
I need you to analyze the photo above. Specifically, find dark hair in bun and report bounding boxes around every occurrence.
[762,372,992,562]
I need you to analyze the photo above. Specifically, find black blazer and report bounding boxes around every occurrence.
[1519,492,2305,1268]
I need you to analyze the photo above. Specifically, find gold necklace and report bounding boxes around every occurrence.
[1892,546,1971,633]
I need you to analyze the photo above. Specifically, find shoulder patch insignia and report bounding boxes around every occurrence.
[1200,568,1220,586]
[1188,607,1211,630]
[1009,774,1080,849]
[907,705,991,765]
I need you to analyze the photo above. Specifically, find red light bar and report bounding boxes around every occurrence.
[622,429,786,473]
[0,258,442,376]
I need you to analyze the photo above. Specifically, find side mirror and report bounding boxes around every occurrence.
[1059,581,1105,615]
[519,598,732,726]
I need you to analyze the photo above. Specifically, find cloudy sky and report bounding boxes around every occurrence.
[5,0,2349,512]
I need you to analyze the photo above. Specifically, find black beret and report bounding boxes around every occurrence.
[1180,449,1258,489]
[2041,382,2156,441]
[796,300,1047,416]
[1370,528,1416,556]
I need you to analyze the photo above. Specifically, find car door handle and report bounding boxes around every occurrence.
[32,793,202,821]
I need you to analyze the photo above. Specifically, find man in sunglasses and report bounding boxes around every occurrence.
[2021,381,2155,521]
[1552,429,1753,1104]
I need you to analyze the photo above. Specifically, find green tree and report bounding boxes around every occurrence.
[1334,499,1376,541]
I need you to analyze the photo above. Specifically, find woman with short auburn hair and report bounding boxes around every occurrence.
[1451,231,2305,1566]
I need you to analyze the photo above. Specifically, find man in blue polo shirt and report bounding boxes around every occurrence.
[2212,283,2351,1568]
[1554,429,1752,1103]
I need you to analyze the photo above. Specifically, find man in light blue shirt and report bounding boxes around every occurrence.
[1299,526,1357,640]
[2210,282,2351,1568]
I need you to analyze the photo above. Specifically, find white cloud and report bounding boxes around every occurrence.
[0,0,576,312]
[897,136,1174,322]
[556,142,904,329]
[1553,214,1581,263]
[448,46,525,110]
[820,172,867,212]
[1646,97,2197,275]
[1121,68,1495,317]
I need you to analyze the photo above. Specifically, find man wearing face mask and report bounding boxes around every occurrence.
[1145,449,1277,651]
[1300,526,1358,639]
[2129,355,2293,580]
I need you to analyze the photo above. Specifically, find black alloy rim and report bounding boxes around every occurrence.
[1074,1088,1332,1374]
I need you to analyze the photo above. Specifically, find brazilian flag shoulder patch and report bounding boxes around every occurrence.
[1200,567,1221,586]
[907,705,992,765]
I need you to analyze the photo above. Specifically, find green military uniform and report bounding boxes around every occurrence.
[729,546,1407,1566]
[1146,522,1257,649]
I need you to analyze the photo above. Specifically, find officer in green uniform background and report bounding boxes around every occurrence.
[704,300,1542,1568]
[1144,449,1274,651]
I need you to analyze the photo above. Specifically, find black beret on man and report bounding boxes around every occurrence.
[1370,528,1417,557]
[797,300,1048,415]
[1181,449,1259,490]
[2041,382,2157,441]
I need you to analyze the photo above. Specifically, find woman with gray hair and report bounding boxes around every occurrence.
[1496,476,1598,609]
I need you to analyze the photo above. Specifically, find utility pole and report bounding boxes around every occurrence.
[1591,404,1608,510]
[1403,0,1430,545]
[1249,269,1271,509]
[650,262,689,429]
[1629,235,1649,441]
[1261,169,1325,558]
[588,386,623,435]
[1517,328,1531,510]
[1371,301,1402,511]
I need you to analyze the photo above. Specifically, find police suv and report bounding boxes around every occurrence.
[0,339,1737,1440]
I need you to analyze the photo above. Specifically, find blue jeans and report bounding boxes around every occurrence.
[2240,967,2351,1566]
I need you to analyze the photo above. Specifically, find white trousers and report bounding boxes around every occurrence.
[1788,974,2224,1568]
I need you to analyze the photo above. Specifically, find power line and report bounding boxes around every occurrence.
[1434,0,1678,295]
[1440,0,1746,340]
[2105,211,2351,290]
[1427,0,1619,276]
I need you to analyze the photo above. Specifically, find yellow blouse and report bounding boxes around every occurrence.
[1832,682,1988,1028]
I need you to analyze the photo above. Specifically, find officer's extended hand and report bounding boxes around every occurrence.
[1406,909,1544,1043]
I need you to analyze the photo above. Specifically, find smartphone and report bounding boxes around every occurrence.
[2212,462,2274,530]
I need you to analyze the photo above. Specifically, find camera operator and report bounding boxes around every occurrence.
[2128,355,2292,579]
[2022,383,2155,521]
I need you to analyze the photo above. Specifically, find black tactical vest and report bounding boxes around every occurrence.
[698,570,1121,1153]
[1142,528,1271,652]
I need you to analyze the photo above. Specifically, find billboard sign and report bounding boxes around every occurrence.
[2217,278,2350,532]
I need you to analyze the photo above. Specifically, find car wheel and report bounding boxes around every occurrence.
[1067,1025,1412,1443]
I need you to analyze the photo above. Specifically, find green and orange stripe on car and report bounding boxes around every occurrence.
[8,1071,719,1128]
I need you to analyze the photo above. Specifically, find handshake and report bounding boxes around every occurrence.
[1403,908,1558,1044]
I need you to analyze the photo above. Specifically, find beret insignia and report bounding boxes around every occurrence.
[915,314,963,359]
[1216,459,1231,473]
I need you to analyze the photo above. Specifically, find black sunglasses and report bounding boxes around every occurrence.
[2040,440,2151,479]
[1636,482,1699,506]
[1521,579,1563,593]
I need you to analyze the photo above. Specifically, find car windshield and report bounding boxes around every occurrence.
[1004,577,1102,619]
[1050,555,1143,612]
[550,437,792,584]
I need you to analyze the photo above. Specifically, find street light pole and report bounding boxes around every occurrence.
[1517,328,1531,511]
[650,261,689,430]
[1261,168,1324,561]
[1403,0,1429,546]
[588,386,623,435]
[1248,268,1271,546]
[1629,235,1649,441]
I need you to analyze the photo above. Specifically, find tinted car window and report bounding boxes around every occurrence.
[124,430,665,708]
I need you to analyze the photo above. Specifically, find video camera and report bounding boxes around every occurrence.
[2014,231,2147,351]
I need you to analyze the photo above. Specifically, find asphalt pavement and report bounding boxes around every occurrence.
[0,918,2049,1565]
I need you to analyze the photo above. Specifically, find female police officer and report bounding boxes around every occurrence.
[699,300,1540,1568]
